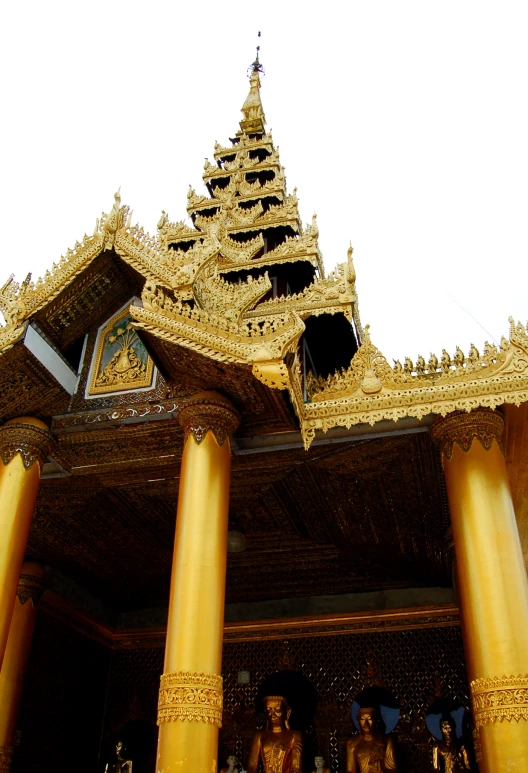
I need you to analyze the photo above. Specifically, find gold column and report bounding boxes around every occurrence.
[431,408,528,771]
[0,563,46,771]
[0,418,52,670]
[157,392,239,773]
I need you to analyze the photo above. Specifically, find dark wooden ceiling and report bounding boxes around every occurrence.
[28,428,451,613]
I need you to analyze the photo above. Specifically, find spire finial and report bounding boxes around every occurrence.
[248,31,265,77]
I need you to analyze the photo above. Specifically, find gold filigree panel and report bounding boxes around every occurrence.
[86,302,155,397]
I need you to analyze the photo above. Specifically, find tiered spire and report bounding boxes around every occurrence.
[163,61,323,280]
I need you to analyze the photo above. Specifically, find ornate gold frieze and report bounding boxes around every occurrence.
[298,319,528,448]
[177,393,240,446]
[157,670,223,726]
[87,305,155,397]
[0,421,54,469]
[430,408,505,460]
[17,572,46,607]
[470,674,528,727]
[133,282,304,370]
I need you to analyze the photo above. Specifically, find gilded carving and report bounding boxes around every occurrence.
[430,408,505,460]
[299,319,528,449]
[157,670,223,727]
[0,421,54,469]
[17,572,46,607]
[470,674,528,727]
[87,306,155,397]
[178,393,240,446]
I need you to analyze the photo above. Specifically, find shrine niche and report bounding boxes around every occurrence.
[86,302,156,397]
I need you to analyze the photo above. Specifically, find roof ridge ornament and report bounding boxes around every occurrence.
[248,31,265,77]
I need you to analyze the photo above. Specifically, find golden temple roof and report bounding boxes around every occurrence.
[0,62,527,453]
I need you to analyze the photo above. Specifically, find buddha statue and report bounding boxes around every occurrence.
[346,707,398,773]
[310,755,331,773]
[247,694,303,773]
[221,755,241,773]
[105,739,133,773]
[432,716,471,772]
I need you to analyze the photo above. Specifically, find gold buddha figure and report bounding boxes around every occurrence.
[310,755,331,773]
[247,694,303,773]
[221,755,241,773]
[432,717,471,772]
[104,739,133,773]
[346,707,398,773]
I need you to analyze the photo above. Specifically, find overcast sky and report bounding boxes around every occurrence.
[1,1,526,363]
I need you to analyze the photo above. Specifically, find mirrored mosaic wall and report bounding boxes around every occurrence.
[102,624,470,773]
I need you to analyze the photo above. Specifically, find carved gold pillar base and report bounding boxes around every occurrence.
[0,419,52,668]
[0,564,46,770]
[157,393,239,772]
[432,409,528,772]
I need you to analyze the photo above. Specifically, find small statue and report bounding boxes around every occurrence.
[311,755,331,773]
[221,754,241,773]
[415,355,426,375]
[440,350,451,373]
[346,707,398,773]
[428,353,439,373]
[403,357,414,376]
[432,716,471,772]
[105,739,132,773]
[453,346,465,368]
[247,694,303,773]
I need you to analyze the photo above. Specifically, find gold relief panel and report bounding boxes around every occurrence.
[86,301,156,398]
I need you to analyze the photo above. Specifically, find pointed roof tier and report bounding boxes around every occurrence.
[239,69,266,135]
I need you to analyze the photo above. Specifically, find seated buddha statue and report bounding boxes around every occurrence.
[432,716,471,772]
[346,707,398,773]
[247,695,303,773]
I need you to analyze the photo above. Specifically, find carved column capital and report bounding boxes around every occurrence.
[0,417,54,469]
[17,563,46,607]
[178,392,240,446]
[430,408,504,460]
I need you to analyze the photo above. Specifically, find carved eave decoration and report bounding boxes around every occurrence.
[293,319,528,448]
[131,281,303,389]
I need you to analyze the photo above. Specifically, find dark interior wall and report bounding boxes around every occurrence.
[13,612,110,773]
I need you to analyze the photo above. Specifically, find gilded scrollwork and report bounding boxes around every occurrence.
[157,670,223,726]
[470,674,528,727]
[0,421,54,469]
[177,393,240,446]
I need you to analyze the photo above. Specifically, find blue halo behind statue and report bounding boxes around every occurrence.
[426,706,465,740]
[351,687,401,734]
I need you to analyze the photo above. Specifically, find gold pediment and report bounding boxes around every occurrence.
[86,301,156,397]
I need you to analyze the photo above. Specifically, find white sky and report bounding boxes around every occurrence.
[1,1,527,363]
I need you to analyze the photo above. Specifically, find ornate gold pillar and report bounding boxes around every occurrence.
[431,408,528,771]
[157,392,239,773]
[0,418,52,669]
[0,563,46,771]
